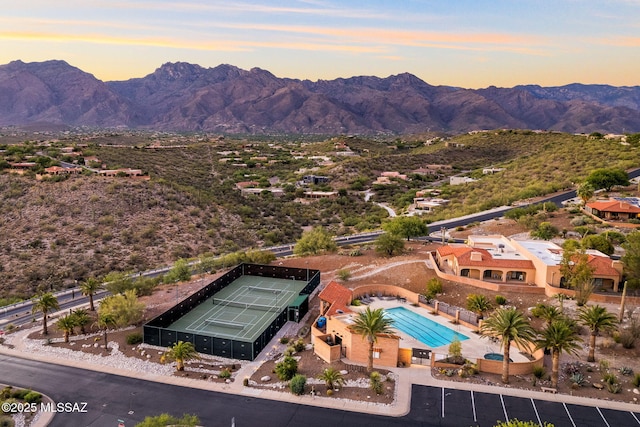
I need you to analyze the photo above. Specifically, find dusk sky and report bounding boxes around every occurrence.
[2,1,638,88]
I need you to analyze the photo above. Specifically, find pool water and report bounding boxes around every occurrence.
[384,306,469,348]
[484,353,512,362]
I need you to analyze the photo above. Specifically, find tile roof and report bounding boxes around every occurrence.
[318,281,353,316]
[587,200,640,214]
[438,245,534,269]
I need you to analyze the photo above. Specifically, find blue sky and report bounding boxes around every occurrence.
[1,1,638,87]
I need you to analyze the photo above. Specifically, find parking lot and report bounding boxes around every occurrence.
[410,385,640,426]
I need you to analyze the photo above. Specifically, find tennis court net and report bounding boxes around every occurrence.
[213,298,282,312]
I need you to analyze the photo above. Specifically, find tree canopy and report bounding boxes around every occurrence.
[622,231,640,289]
[293,226,337,256]
[382,216,429,241]
[585,168,629,191]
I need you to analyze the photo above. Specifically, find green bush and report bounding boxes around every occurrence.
[279,337,290,345]
[10,389,30,400]
[23,391,42,404]
[292,338,306,353]
[126,332,143,345]
[426,278,443,296]
[337,269,351,281]
[495,295,507,305]
[275,355,298,381]
[289,374,307,395]
[219,368,231,379]
[532,365,546,379]
[370,371,383,395]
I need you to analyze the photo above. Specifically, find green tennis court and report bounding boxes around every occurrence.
[167,275,308,342]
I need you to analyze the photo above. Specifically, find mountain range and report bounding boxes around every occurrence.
[1,59,639,135]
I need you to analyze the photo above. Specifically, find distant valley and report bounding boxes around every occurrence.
[0,60,639,134]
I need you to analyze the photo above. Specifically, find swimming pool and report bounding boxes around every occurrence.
[384,306,469,348]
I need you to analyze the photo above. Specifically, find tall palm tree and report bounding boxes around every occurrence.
[317,366,345,391]
[71,308,91,334]
[164,341,200,372]
[350,307,395,373]
[31,292,60,335]
[536,319,582,388]
[480,307,536,384]
[80,277,103,311]
[578,304,617,362]
[56,314,77,343]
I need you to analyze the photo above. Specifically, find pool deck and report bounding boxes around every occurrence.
[359,298,531,363]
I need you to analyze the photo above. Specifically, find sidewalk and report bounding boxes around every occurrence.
[2,324,640,426]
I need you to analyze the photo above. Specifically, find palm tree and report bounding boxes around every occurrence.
[56,314,77,343]
[80,277,103,311]
[536,319,582,388]
[96,313,116,348]
[480,307,536,384]
[538,305,564,326]
[164,341,200,372]
[578,305,617,362]
[350,307,395,373]
[576,181,595,206]
[467,294,492,319]
[71,308,91,334]
[317,367,345,391]
[31,293,60,335]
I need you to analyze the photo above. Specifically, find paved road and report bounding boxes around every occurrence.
[1,355,638,427]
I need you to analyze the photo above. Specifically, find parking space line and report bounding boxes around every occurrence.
[563,403,576,427]
[530,398,542,427]
[500,394,508,423]
[632,412,640,425]
[441,387,445,418]
[471,390,477,422]
[597,407,611,427]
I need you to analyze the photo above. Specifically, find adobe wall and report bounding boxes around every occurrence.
[429,252,546,295]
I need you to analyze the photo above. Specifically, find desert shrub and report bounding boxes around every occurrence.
[279,337,290,345]
[564,362,581,376]
[603,373,617,385]
[243,377,249,386]
[495,295,507,305]
[570,373,586,387]
[10,389,30,400]
[1,386,12,399]
[289,374,306,395]
[570,217,586,226]
[448,336,462,360]
[126,332,143,345]
[426,278,443,296]
[275,355,298,381]
[532,365,546,379]
[23,391,41,404]
[291,338,306,353]
[219,368,231,379]
[606,382,622,394]
[370,371,383,395]
[337,269,351,281]
[351,299,362,306]
[619,330,636,349]
[619,366,633,376]
[632,373,640,387]
[326,389,334,396]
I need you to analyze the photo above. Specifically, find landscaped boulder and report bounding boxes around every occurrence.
[261,375,271,382]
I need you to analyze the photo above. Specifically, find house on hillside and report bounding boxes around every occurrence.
[311,281,400,367]
[435,235,623,292]
[585,199,640,222]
